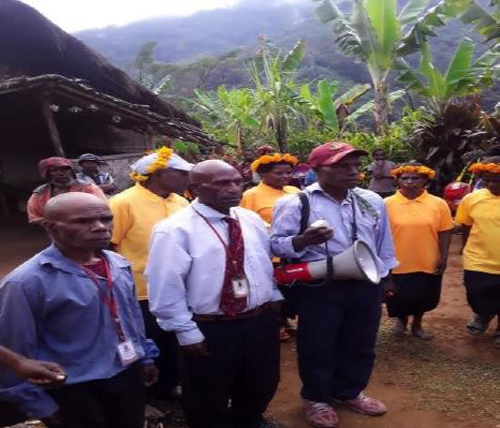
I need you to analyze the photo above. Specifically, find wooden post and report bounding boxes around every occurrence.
[41,93,65,157]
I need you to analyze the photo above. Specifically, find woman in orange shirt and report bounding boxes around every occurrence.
[240,152,300,341]
[385,163,453,340]
[240,153,300,225]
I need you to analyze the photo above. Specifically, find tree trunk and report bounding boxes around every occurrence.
[276,115,288,152]
[374,81,389,134]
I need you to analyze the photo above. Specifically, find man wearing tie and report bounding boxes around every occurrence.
[146,160,282,428]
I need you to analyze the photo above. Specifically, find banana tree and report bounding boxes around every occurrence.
[192,86,259,151]
[298,80,371,132]
[397,38,499,113]
[313,0,495,133]
[248,39,306,151]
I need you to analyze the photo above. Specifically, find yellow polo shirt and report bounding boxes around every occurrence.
[456,188,500,274]
[240,182,300,224]
[385,191,453,274]
[109,183,189,300]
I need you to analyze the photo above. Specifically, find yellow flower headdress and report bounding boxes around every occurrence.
[469,162,500,175]
[391,165,436,179]
[130,147,174,182]
[250,153,299,172]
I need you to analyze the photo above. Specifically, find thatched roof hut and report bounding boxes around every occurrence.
[0,0,217,212]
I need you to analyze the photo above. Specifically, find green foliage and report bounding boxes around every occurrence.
[406,100,500,193]
[314,0,495,131]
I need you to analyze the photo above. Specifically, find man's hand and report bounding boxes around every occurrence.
[142,364,159,387]
[381,275,396,302]
[14,358,67,386]
[293,226,334,252]
[180,340,209,358]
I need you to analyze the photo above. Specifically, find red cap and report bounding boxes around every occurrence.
[308,142,368,168]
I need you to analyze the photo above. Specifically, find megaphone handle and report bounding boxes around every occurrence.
[325,242,334,283]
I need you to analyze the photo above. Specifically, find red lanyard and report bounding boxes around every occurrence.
[81,257,126,343]
[192,207,233,252]
[192,207,244,274]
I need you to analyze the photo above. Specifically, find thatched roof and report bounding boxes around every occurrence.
[0,0,217,146]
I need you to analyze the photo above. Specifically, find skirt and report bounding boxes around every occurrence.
[464,270,500,315]
[386,272,442,317]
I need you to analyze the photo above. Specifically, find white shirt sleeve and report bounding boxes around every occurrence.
[146,226,205,346]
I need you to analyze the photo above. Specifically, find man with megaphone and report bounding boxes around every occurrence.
[271,142,398,428]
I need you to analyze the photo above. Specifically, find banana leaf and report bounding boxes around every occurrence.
[346,89,406,122]
[282,39,306,72]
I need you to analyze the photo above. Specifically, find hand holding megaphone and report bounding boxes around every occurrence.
[292,219,334,252]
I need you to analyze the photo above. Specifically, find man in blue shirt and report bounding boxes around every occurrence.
[0,192,158,428]
[271,142,397,428]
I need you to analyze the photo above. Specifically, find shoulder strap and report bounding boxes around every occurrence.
[298,191,310,234]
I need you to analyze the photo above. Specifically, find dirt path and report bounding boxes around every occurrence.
[1,219,498,428]
[268,236,500,428]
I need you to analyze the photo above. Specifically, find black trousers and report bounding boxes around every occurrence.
[47,363,145,428]
[0,402,26,427]
[182,307,280,428]
[296,280,382,402]
[139,300,180,397]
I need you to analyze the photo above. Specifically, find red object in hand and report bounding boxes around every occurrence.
[275,262,324,285]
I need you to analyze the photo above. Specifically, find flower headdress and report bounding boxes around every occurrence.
[469,162,500,175]
[391,165,436,179]
[250,153,299,172]
[130,147,174,182]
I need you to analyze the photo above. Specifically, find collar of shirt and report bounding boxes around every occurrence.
[307,182,356,206]
[39,243,131,278]
[134,183,179,205]
[191,198,238,220]
[393,190,429,204]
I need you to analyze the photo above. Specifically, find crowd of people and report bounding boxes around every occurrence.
[0,141,498,428]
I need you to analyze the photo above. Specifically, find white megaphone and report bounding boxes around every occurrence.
[274,240,381,285]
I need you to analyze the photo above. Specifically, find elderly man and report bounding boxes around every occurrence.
[271,142,397,428]
[146,160,282,428]
[110,147,192,399]
[27,157,105,224]
[77,153,117,195]
[0,192,158,428]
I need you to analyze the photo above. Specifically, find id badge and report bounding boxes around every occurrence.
[232,277,249,298]
[117,339,139,366]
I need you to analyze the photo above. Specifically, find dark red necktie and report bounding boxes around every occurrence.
[220,217,247,316]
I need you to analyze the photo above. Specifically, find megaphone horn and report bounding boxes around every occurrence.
[275,240,381,286]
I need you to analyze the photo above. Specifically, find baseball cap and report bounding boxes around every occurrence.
[78,153,101,164]
[308,142,368,168]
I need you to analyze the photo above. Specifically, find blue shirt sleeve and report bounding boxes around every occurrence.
[0,279,59,419]
[374,202,398,276]
[270,194,308,259]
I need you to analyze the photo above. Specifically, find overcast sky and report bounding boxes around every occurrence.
[22,0,247,32]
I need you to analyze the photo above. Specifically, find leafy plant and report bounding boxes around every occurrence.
[397,38,499,113]
[313,0,494,133]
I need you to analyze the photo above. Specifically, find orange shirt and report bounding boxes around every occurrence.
[456,189,500,274]
[27,180,106,223]
[385,191,453,274]
[240,182,300,224]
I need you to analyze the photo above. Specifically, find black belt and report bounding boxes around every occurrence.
[192,302,273,322]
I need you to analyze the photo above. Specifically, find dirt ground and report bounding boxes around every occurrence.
[1,216,499,428]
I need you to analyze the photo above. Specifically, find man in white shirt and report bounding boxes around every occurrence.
[146,160,282,428]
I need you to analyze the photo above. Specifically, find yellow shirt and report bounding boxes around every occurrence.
[240,182,300,224]
[385,191,453,274]
[109,183,189,300]
[456,188,500,274]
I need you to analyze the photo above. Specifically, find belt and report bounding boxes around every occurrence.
[192,302,274,322]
